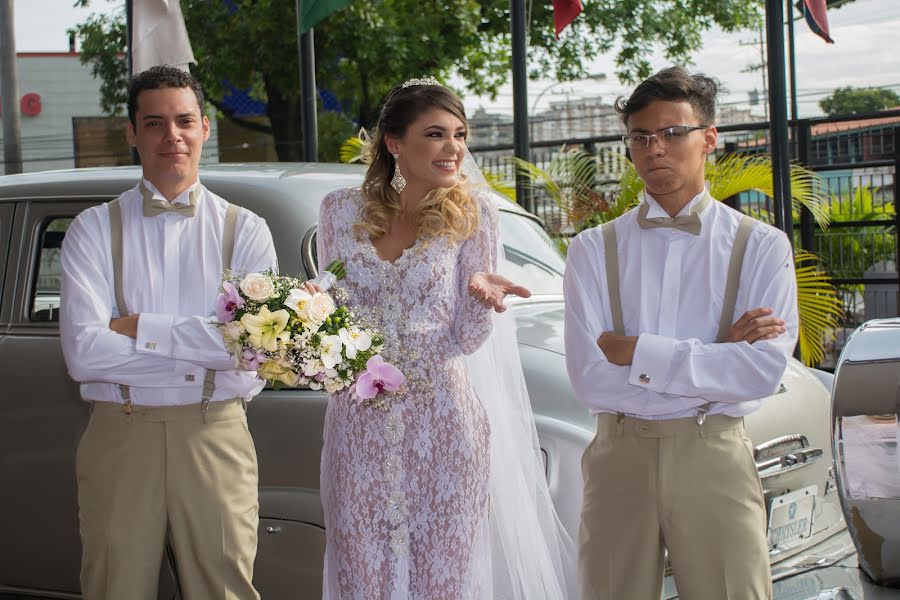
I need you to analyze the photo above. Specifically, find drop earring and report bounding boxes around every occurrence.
[390,153,407,193]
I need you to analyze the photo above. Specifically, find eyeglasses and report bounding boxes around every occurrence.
[622,125,708,149]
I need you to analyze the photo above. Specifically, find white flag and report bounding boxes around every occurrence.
[132,0,196,74]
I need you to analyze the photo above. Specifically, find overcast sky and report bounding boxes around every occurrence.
[12,0,900,118]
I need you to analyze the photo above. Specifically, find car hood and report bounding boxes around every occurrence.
[512,299,566,356]
[510,299,594,430]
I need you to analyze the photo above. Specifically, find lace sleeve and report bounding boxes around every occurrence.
[317,188,346,269]
[452,191,498,355]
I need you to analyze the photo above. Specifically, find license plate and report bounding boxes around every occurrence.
[768,485,817,550]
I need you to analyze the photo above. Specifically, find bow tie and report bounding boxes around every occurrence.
[141,182,201,217]
[636,192,710,236]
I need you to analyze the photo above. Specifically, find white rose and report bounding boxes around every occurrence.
[240,273,275,302]
[307,293,336,324]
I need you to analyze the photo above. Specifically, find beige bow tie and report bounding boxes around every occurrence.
[141,182,201,217]
[636,192,710,236]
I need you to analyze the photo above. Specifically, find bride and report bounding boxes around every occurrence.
[315,77,576,599]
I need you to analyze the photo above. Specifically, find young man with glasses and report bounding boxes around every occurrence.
[564,66,798,599]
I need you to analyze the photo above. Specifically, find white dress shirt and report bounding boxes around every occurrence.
[60,179,278,406]
[564,189,798,419]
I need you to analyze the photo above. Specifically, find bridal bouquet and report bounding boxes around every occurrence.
[215,261,404,404]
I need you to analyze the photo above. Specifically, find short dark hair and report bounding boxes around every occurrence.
[615,66,722,127]
[127,65,205,125]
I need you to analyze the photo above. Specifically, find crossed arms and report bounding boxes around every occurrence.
[563,229,799,410]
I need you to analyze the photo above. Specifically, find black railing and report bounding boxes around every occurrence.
[470,111,900,368]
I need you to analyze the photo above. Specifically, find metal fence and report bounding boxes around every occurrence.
[470,111,900,369]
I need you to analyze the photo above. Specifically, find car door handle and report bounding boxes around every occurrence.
[757,447,824,477]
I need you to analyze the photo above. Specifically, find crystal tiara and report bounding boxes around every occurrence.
[401,76,441,88]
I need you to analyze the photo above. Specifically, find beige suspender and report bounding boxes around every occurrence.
[200,202,240,413]
[717,215,755,343]
[222,202,239,274]
[600,221,625,335]
[108,193,239,412]
[108,199,133,408]
[601,212,755,421]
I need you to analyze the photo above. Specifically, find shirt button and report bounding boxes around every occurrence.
[639,373,651,384]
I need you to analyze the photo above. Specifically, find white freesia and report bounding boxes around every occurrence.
[319,334,344,369]
[339,327,373,359]
[239,273,275,302]
[284,288,312,319]
[308,292,336,324]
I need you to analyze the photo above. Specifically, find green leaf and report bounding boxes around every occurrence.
[794,250,843,367]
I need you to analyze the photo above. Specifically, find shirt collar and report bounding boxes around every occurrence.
[643,184,710,219]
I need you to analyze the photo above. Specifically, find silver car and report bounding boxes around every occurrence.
[0,163,877,599]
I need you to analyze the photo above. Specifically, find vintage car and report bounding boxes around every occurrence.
[829,318,900,595]
[0,163,881,599]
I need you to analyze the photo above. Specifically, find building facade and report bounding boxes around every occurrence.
[0,52,220,175]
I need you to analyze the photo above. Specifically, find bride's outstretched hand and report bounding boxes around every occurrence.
[468,272,531,313]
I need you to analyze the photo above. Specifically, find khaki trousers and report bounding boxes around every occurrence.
[579,413,771,600]
[75,398,261,600]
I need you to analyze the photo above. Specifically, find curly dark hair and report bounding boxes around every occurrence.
[127,65,205,125]
[615,66,723,126]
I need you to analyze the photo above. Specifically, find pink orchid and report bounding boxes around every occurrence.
[242,348,267,371]
[216,281,245,322]
[355,356,405,400]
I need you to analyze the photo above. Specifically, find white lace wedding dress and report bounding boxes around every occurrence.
[317,186,497,599]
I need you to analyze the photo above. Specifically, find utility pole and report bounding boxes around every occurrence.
[0,0,24,174]
[740,28,769,121]
[510,0,532,213]
[125,0,140,165]
[765,0,793,241]
[295,0,319,162]
[787,1,799,121]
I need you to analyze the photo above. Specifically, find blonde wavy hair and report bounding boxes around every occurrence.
[355,83,479,243]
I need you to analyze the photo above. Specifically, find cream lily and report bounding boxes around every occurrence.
[240,306,291,352]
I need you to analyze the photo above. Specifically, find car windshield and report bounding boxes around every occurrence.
[498,210,564,296]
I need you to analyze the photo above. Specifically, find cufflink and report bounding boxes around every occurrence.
[639,373,651,384]
[144,342,157,350]
[185,374,195,382]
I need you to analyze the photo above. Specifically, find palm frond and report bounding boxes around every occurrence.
[707,154,830,228]
[794,250,843,366]
[505,156,564,201]
[482,170,516,202]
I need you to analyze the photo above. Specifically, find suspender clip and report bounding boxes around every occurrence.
[696,405,709,426]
